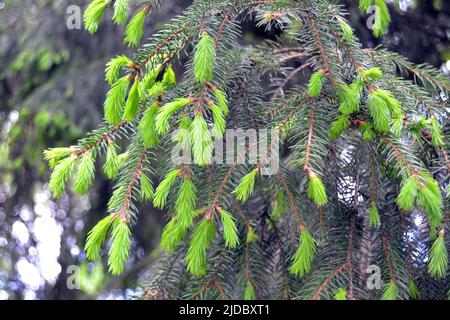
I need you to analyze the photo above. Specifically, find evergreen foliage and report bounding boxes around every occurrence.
[44,0,449,300]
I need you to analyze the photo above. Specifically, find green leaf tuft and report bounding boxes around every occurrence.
[123,77,141,122]
[233,169,258,203]
[218,208,239,249]
[124,8,148,47]
[190,114,213,166]
[83,0,110,34]
[289,228,316,277]
[307,172,327,206]
[373,0,391,38]
[139,103,160,148]
[176,176,197,228]
[381,280,398,300]
[108,220,131,275]
[104,76,130,125]
[408,280,421,299]
[140,173,154,202]
[334,288,347,300]
[244,281,256,300]
[112,0,129,25]
[74,153,96,195]
[49,155,76,198]
[155,98,191,134]
[428,232,448,278]
[369,201,381,227]
[85,215,115,261]
[185,218,216,276]
[104,142,120,179]
[337,17,353,42]
[307,70,325,97]
[153,169,180,209]
[105,55,131,85]
[161,218,187,252]
[396,175,418,211]
[193,32,216,84]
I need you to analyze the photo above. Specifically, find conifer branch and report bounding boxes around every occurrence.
[310,263,348,300]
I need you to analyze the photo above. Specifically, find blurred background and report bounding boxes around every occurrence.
[0,0,448,300]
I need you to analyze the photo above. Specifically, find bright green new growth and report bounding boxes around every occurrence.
[112,0,129,25]
[83,0,110,34]
[218,208,239,249]
[307,172,327,206]
[85,215,115,261]
[428,118,444,147]
[369,201,381,227]
[334,288,347,300]
[104,142,120,179]
[359,0,372,12]
[105,55,132,85]
[108,220,132,275]
[244,281,256,300]
[140,173,154,202]
[190,114,213,166]
[329,114,349,139]
[139,103,160,148]
[360,67,383,82]
[428,232,448,278]
[193,32,216,84]
[367,91,390,132]
[210,103,226,139]
[141,68,161,92]
[417,183,443,229]
[408,280,421,299]
[381,280,398,300]
[373,0,391,38]
[123,77,141,121]
[124,8,148,47]
[246,227,258,244]
[49,155,76,198]
[174,115,192,152]
[176,177,197,228]
[161,218,187,252]
[155,98,191,134]
[104,76,130,125]
[289,228,316,277]
[74,153,96,195]
[396,175,419,211]
[375,89,402,118]
[162,64,176,85]
[213,87,229,116]
[185,218,216,276]
[307,70,325,97]
[44,147,73,169]
[153,169,180,209]
[361,122,374,141]
[338,82,361,115]
[271,190,286,220]
[233,169,259,203]
[337,17,353,42]
[396,174,442,227]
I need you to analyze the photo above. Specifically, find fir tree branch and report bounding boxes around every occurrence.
[310,263,348,300]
